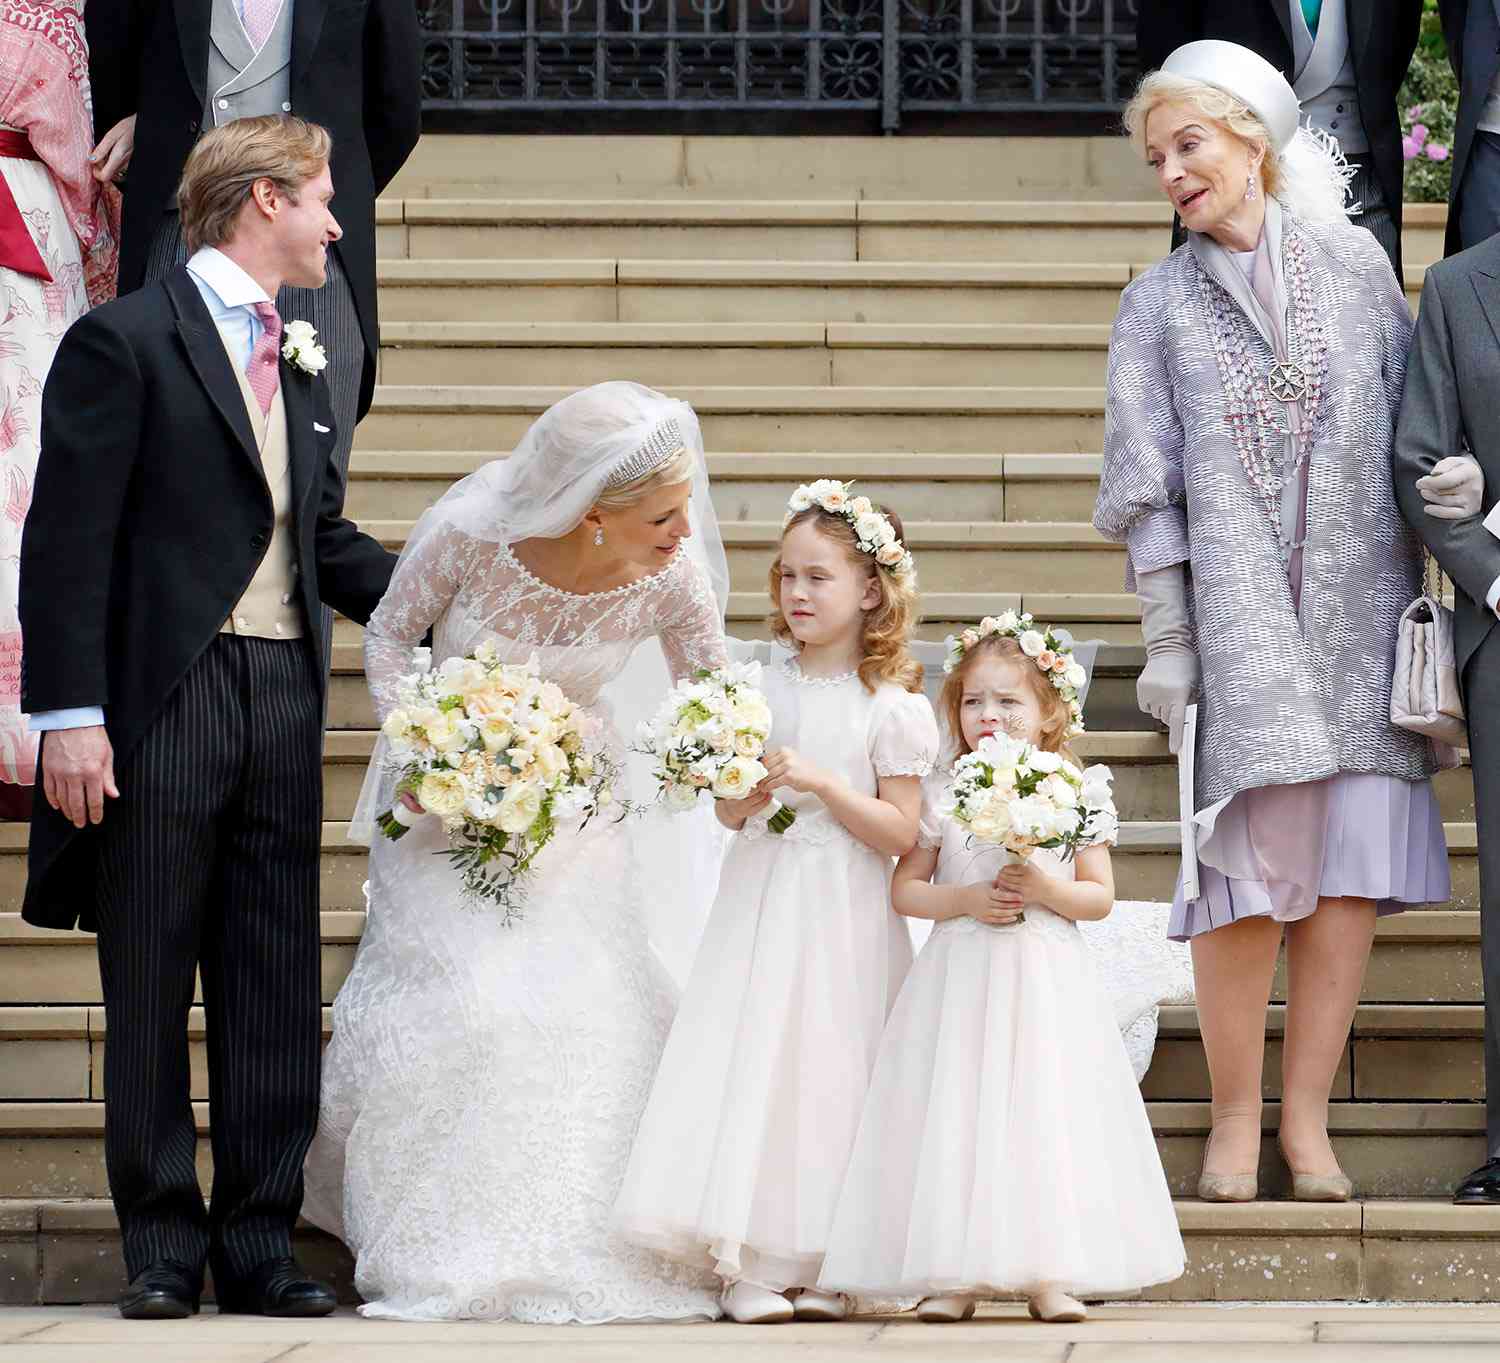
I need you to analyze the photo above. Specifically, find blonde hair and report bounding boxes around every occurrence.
[769,506,923,695]
[178,115,333,256]
[593,445,697,512]
[1122,71,1284,202]
[940,635,1078,763]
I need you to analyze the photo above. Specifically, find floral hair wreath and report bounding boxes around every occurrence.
[944,611,1088,738]
[783,479,916,580]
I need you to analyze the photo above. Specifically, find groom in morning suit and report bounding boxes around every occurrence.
[1395,233,1500,1205]
[18,117,396,1318]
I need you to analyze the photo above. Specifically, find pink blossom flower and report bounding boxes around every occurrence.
[1411,123,1429,147]
[1403,135,1421,161]
[1428,142,1450,162]
[1408,104,1422,119]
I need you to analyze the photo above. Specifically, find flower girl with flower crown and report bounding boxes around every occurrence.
[613,482,939,1324]
[817,616,1184,1323]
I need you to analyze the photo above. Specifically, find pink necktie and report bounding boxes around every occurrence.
[247,301,282,416]
[242,0,280,51]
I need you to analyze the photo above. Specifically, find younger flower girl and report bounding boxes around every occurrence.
[614,480,939,1324]
[819,617,1184,1323]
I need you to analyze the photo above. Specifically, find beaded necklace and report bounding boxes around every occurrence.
[1201,228,1328,564]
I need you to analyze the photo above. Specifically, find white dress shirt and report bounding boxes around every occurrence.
[29,249,275,733]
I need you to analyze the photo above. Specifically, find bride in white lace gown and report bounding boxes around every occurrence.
[301,384,728,1323]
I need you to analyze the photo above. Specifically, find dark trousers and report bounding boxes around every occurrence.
[1465,627,1500,1157]
[1459,130,1500,253]
[93,634,324,1281]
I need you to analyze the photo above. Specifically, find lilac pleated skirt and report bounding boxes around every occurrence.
[1168,773,1450,942]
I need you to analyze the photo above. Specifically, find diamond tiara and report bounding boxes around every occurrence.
[605,416,686,489]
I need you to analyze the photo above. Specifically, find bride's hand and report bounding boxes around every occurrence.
[399,791,424,814]
[759,747,827,797]
[716,787,772,830]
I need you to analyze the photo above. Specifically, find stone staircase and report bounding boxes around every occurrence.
[0,136,1487,1306]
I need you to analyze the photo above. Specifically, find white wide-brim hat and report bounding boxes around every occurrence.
[1160,40,1300,151]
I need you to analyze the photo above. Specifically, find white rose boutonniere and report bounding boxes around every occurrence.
[282,319,328,375]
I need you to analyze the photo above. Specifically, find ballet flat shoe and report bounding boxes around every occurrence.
[1196,1170,1258,1202]
[720,1281,794,1324]
[791,1288,849,1322]
[916,1294,976,1323]
[1028,1289,1087,1323]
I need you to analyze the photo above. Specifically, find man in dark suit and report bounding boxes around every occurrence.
[20,116,397,1318]
[85,0,421,500]
[1136,0,1423,275]
[1438,1,1500,253]
[1395,235,1500,1205]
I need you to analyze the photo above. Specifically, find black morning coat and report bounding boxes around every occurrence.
[1133,0,1424,279]
[85,0,423,418]
[17,268,397,931]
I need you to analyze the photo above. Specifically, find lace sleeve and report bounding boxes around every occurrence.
[655,554,728,680]
[1094,275,1189,591]
[364,519,478,721]
[871,690,941,779]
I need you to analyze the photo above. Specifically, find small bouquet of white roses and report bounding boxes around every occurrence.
[635,660,796,833]
[377,643,618,920]
[945,734,1118,919]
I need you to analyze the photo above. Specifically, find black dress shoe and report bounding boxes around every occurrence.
[118,1260,202,1319]
[215,1256,337,1316]
[1454,1158,1500,1205]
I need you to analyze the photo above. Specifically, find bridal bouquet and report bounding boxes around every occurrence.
[635,661,795,833]
[377,644,617,919]
[946,734,1119,871]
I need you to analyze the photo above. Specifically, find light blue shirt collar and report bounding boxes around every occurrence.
[185,247,274,372]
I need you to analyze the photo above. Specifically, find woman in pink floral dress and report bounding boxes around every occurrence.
[0,0,117,806]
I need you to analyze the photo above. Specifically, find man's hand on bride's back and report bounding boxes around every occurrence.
[42,726,118,829]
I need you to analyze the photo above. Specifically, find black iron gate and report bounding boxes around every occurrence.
[416,0,1141,127]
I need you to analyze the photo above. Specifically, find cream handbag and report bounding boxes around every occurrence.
[1391,555,1466,749]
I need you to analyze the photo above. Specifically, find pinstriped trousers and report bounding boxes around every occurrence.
[93,635,323,1281]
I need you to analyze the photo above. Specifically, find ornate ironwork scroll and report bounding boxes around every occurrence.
[416,0,1140,119]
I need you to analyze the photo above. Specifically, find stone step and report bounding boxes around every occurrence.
[372,259,1425,327]
[0,1097,1483,1204]
[374,260,1139,325]
[0,905,1479,1009]
[0,1002,1482,1106]
[346,448,1105,526]
[352,510,1122,595]
[376,322,1113,389]
[374,198,1450,268]
[7,1196,1500,1304]
[382,135,1165,203]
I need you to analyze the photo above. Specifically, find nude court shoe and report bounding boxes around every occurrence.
[1278,1139,1353,1202]
[1197,1126,1258,1202]
[916,1294,976,1322]
[1028,1287,1087,1323]
[720,1280,794,1324]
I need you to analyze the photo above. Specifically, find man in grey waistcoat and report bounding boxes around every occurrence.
[86,0,420,520]
[1394,235,1500,1204]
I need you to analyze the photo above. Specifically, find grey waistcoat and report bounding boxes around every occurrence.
[205,0,294,129]
[1095,211,1438,810]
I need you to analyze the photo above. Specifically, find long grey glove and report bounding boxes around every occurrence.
[1135,563,1200,755]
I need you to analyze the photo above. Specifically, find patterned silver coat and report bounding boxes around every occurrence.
[1094,212,1438,811]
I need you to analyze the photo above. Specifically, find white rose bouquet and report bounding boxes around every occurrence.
[635,660,796,833]
[377,643,618,920]
[945,734,1118,919]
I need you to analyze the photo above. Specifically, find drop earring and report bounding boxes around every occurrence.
[1244,173,1259,202]
[594,527,605,546]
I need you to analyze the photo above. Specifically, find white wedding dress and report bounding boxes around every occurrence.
[301,529,727,1323]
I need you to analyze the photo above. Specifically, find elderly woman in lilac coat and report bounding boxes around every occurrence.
[1095,41,1452,1204]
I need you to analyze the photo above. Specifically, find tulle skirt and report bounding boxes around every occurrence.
[818,911,1184,1299]
[612,825,912,1291]
[1170,773,1450,941]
